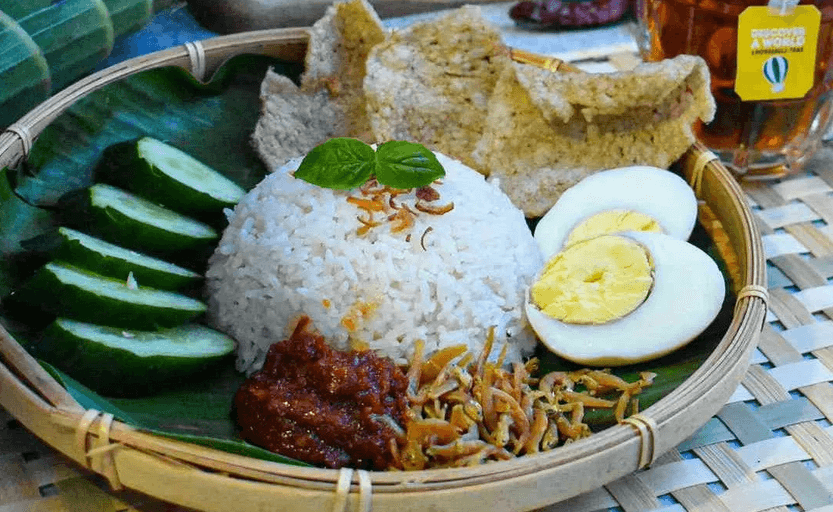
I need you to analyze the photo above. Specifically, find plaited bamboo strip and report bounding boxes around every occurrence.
[769,267,794,289]
[716,402,772,444]
[546,424,833,511]
[651,450,722,512]
[810,254,833,277]
[757,204,819,229]
[767,287,815,326]
[767,463,833,510]
[677,419,734,452]
[786,422,833,466]
[764,322,833,423]
[769,254,825,287]
[673,485,733,512]
[737,434,810,471]
[744,181,785,209]
[604,474,660,511]
[784,223,833,257]
[719,478,795,512]
[771,176,831,200]
[693,443,756,486]
[640,458,716,494]
[814,164,833,188]
[763,235,808,258]
[800,193,833,224]
[758,396,826,426]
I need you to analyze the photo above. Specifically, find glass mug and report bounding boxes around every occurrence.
[635,0,833,178]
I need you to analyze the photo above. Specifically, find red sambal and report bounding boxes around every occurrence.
[233,316,410,469]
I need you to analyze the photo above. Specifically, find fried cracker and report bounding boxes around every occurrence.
[252,71,349,171]
[302,0,386,139]
[475,55,715,217]
[363,6,509,168]
[252,0,387,169]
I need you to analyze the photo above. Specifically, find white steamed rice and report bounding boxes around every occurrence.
[206,152,544,373]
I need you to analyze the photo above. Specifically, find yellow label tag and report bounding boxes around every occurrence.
[735,5,820,101]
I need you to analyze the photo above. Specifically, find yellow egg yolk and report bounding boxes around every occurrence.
[565,210,662,247]
[530,235,655,325]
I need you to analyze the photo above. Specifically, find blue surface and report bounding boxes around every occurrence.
[95,3,216,70]
[96,2,639,71]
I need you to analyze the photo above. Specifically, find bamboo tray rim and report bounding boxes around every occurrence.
[0,26,769,511]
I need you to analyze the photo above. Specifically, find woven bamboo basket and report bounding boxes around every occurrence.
[0,28,768,512]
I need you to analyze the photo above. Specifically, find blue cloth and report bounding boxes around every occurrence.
[96,3,216,70]
[97,2,638,72]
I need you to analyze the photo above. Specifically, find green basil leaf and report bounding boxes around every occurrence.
[293,138,375,190]
[375,140,445,189]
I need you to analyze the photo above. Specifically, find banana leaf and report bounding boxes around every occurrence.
[0,51,732,467]
[40,361,310,466]
[103,0,154,39]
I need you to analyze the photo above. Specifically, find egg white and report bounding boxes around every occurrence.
[525,231,725,366]
[534,166,698,259]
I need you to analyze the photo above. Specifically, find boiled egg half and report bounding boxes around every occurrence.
[534,166,698,258]
[525,167,725,366]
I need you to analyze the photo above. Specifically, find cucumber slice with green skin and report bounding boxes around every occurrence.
[17,0,114,92]
[17,262,206,329]
[0,0,54,20]
[0,11,50,128]
[52,227,202,291]
[96,137,246,215]
[102,0,153,39]
[58,183,218,254]
[37,318,235,397]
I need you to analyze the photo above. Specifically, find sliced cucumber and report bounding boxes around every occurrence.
[96,137,246,215]
[52,227,201,291]
[58,183,218,254]
[102,0,153,39]
[17,261,206,329]
[0,11,50,128]
[17,0,114,92]
[37,318,235,397]
[0,0,54,20]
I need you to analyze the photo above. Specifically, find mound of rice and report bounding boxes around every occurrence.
[206,152,545,374]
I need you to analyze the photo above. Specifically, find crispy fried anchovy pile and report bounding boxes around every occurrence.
[392,330,655,470]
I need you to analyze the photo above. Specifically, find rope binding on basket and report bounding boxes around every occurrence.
[75,409,123,490]
[332,468,372,512]
[689,149,719,197]
[735,284,769,331]
[5,123,35,161]
[622,413,658,469]
[184,40,207,82]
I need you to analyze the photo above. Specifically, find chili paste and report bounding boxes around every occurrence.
[233,316,410,469]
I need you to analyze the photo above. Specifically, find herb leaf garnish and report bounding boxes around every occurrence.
[294,138,376,190]
[375,140,446,189]
[294,138,445,190]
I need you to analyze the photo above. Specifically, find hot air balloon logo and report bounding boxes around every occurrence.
[763,55,789,93]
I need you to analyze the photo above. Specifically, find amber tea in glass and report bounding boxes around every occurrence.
[637,0,833,178]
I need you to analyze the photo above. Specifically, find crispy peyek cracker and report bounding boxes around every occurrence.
[251,71,349,172]
[474,55,715,217]
[363,6,509,169]
[302,0,386,138]
[252,0,386,170]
